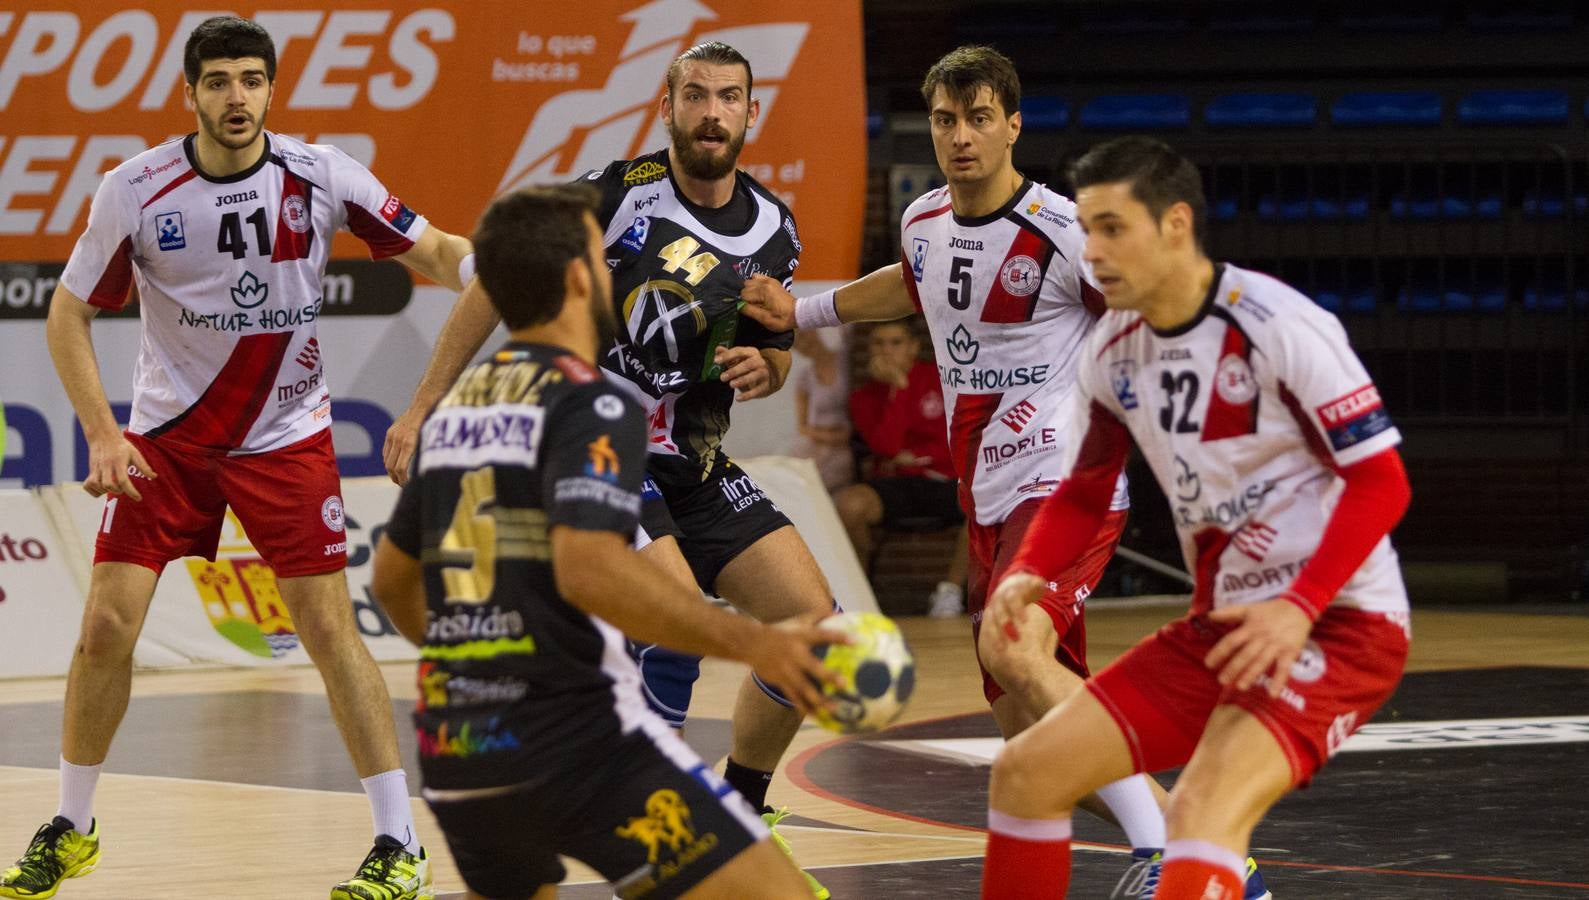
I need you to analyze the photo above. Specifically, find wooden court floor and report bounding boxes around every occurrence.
[1,602,1586,898]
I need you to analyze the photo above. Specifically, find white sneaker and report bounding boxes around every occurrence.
[927,582,964,618]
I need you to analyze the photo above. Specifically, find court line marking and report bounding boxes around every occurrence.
[785,722,1589,892]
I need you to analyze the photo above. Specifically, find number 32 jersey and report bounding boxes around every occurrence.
[60,131,428,454]
[900,180,1125,526]
[1072,263,1409,616]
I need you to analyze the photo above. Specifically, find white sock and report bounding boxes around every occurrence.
[56,757,101,833]
[1095,774,1166,850]
[360,769,419,854]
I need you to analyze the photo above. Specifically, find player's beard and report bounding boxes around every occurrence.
[199,105,266,151]
[668,116,745,181]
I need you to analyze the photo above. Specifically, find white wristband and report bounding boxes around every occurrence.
[457,252,476,288]
[794,289,842,330]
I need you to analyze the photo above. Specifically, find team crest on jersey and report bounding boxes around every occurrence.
[1109,359,1140,410]
[155,212,185,251]
[320,495,345,533]
[623,161,668,186]
[621,216,650,253]
[999,255,1041,297]
[733,258,766,279]
[1215,354,1258,404]
[282,195,310,234]
[1289,639,1327,684]
[911,238,929,282]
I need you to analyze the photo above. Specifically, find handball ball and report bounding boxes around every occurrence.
[811,611,916,734]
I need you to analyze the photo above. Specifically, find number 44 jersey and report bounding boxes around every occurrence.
[60,132,428,454]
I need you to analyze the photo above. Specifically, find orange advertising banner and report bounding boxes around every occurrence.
[0,1,864,278]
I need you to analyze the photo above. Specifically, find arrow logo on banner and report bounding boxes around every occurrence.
[495,0,808,195]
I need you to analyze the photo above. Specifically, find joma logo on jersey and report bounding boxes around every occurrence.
[948,236,983,251]
[214,190,259,207]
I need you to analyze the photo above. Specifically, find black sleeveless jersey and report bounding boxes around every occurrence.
[578,149,801,475]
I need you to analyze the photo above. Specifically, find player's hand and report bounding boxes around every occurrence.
[986,571,1048,643]
[747,619,852,717]
[867,355,910,389]
[82,433,155,501]
[739,274,797,331]
[383,405,426,485]
[1204,598,1314,695]
[716,346,773,399]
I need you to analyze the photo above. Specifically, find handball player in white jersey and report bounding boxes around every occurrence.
[1,17,471,900]
[980,137,1411,900]
[740,47,1261,896]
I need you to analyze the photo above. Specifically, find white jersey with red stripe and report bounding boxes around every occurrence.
[59,131,428,454]
[900,179,1126,526]
[1072,262,1409,616]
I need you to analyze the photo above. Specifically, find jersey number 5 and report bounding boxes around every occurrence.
[218,208,272,259]
[947,256,973,310]
[1159,370,1202,434]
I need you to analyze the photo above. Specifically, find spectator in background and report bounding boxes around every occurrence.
[836,320,969,617]
[791,329,854,492]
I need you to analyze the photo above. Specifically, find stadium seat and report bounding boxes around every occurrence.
[1020,96,1069,130]
[1078,94,1190,130]
[1339,12,1443,33]
[1205,93,1317,128]
[1209,195,1240,221]
[1523,284,1589,311]
[1457,90,1570,125]
[1389,194,1503,219]
[1331,91,1443,127]
[1521,191,1589,218]
[867,111,883,138]
[1466,10,1574,32]
[1208,11,1315,33]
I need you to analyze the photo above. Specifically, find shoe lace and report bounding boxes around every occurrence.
[1109,854,1160,899]
[13,823,68,884]
[353,840,404,884]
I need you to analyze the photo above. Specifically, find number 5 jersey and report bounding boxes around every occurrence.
[60,131,429,454]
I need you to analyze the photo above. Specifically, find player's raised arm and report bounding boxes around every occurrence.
[740,262,918,332]
[383,278,501,484]
[392,224,474,293]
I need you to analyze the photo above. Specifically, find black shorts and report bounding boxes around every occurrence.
[871,477,964,529]
[638,454,791,593]
[424,726,767,899]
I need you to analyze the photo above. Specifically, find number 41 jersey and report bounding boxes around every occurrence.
[60,131,428,454]
[900,180,1125,526]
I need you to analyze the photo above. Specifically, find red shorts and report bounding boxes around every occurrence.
[1088,606,1410,787]
[94,429,348,578]
[967,500,1128,704]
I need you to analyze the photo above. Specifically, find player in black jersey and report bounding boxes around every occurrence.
[373,184,836,900]
[384,42,842,898]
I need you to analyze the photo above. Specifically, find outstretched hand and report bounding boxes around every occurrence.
[746,619,852,717]
[383,405,426,486]
[1204,598,1314,696]
[739,274,798,332]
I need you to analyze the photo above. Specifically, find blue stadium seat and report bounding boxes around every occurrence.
[866,111,883,138]
[1331,91,1443,127]
[1021,96,1069,131]
[1521,191,1589,218]
[1397,284,1506,313]
[1209,195,1240,221]
[1205,93,1317,128]
[1523,284,1589,312]
[1389,194,1503,219]
[1344,285,1378,314]
[1078,95,1190,130]
[1457,90,1570,125]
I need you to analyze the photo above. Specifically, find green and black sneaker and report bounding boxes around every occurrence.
[0,817,101,899]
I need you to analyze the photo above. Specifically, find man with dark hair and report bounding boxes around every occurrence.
[372,183,836,900]
[740,45,1238,897]
[0,14,471,900]
[384,40,837,898]
[979,136,1410,899]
